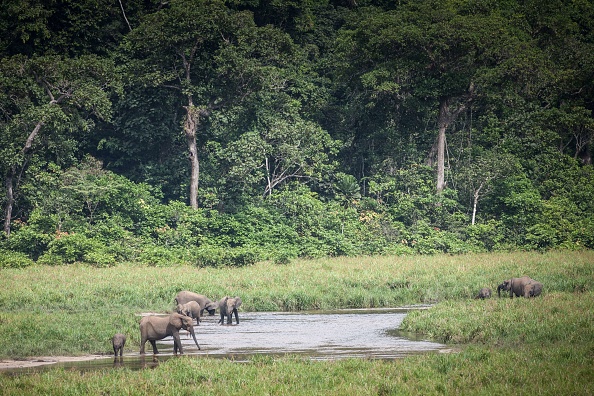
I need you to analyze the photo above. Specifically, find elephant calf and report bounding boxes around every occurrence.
[176,301,202,325]
[475,287,492,299]
[524,281,543,298]
[112,333,126,357]
[218,296,242,325]
[174,291,219,316]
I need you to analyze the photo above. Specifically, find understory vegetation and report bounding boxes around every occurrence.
[1,251,593,394]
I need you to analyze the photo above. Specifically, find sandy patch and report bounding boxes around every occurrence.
[0,355,108,370]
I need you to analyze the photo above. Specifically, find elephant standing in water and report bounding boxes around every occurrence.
[112,333,126,356]
[139,313,200,355]
[174,291,218,316]
[497,276,543,298]
[218,296,242,325]
[176,301,202,324]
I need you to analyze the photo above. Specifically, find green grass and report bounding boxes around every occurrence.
[1,250,593,394]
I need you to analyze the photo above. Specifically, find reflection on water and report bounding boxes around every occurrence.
[4,308,446,374]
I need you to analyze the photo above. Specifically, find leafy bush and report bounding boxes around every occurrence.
[195,246,260,267]
[37,233,104,265]
[0,249,35,268]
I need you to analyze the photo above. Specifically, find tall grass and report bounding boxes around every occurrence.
[1,250,593,358]
[0,250,593,395]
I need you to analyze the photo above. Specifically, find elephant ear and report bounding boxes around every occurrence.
[169,313,183,327]
[234,297,242,308]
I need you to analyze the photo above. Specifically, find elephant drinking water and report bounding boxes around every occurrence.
[174,291,218,316]
[139,313,200,355]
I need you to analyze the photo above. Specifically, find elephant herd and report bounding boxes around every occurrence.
[475,276,543,299]
[112,290,243,357]
[113,278,543,357]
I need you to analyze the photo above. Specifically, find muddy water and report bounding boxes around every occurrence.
[5,308,447,374]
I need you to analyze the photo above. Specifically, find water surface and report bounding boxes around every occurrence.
[4,308,446,374]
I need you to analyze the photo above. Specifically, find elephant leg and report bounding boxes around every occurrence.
[173,334,183,354]
[233,309,239,324]
[219,313,224,325]
[140,338,146,354]
[149,340,159,354]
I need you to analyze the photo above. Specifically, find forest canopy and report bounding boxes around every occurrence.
[1,0,593,267]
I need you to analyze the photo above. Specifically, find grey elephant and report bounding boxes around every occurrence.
[139,313,200,355]
[176,301,202,324]
[497,276,542,298]
[475,287,492,299]
[218,296,242,325]
[174,291,218,316]
[524,281,543,298]
[112,333,126,356]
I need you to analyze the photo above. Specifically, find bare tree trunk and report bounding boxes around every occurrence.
[3,120,45,236]
[3,171,14,237]
[436,99,449,193]
[472,190,479,226]
[184,102,200,209]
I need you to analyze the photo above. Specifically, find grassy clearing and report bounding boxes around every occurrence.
[1,250,593,394]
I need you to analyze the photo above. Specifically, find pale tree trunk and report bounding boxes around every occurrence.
[184,100,200,209]
[472,189,479,226]
[3,171,14,236]
[3,120,44,236]
[434,84,475,193]
[436,99,450,193]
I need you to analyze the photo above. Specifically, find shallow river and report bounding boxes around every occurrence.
[5,307,447,373]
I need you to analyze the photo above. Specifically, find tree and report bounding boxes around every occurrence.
[121,0,258,209]
[223,102,339,197]
[455,150,516,225]
[0,54,118,236]
[335,0,523,192]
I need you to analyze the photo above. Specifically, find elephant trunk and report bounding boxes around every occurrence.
[188,326,200,350]
[497,284,504,297]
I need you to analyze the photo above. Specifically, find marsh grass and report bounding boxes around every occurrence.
[1,250,593,394]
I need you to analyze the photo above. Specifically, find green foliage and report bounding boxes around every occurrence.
[2,0,594,262]
[0,249,34,268]
[195,245,260,268]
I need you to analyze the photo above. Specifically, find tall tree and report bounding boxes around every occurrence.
[121,0,261,208]
[335,0,523,192]
[0,54,118,236]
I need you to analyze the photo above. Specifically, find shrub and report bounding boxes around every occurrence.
[195,246,260,267]
[37,233,104,265]
[0,249,35,268]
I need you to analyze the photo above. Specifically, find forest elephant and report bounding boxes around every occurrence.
[139,313,200,355]
[497,276,542,298]
[523,281,543,298]
[176,301,202,325]
[475,287,492,299]
[112,333,126,356]
[218,296,242,325]
[174,291,218,316]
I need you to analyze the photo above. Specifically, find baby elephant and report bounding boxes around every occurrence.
[112,333,126,357]
[475,287,492,299]
[218,296,242,325]
[524,281,543,298]
[176,301,202,325]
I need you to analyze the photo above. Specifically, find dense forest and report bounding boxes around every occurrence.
[1,0,593,268]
